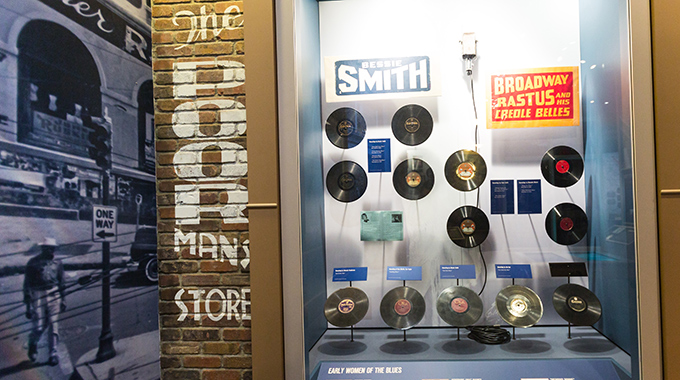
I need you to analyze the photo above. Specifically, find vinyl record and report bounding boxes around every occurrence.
[444,150,487,192]
[326,161,368,203]
[541,146,584,188]
[325,107,367,149]
[436,286,483,327]
[380,286,426,330]
[545,203,588,245]
[392,158,435,200]
[391,104,433,146]
[496,285,543,328]
[324,287,370,327]
[552,283,602,326]
[446,206,490,248]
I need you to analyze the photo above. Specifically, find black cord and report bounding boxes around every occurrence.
[478,245,487,296]
[470,77,479,151]
[467,326,511,345]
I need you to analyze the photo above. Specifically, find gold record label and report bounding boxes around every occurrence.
[451,297,469,314]
[509,297,529,317]
[460,219,476,235]
[337,120,355,137]
[456,162,476,180]
[338,298,355,314]
[394,299,412,316]
[338,173,355,190]
[404,117,420,133]
[567,296,587,313]
[405,171,422,188]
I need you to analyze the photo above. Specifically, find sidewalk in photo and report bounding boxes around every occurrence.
[71,330,160,380]
[0,327,73,379]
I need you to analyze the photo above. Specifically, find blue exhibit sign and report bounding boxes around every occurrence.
[495,264,533,279]
[386,266,422,281]
[367,139,391,173]
[490,180,514,214]
[332,267,368,282]
[517,179,542,214]
[316,359,623,380]
[440,265,476,279]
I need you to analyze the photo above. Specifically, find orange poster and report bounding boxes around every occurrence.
[486,67,580,129]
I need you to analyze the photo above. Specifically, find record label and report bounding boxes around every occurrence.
[394,299,412,316]
[545,203,588,245]
[338,299,355,314]
[391,104,433,146]
[451,297,469,314]
[496,285,543,328]
[380,286,426,330]
[552,283,602,326]
[325,107,367,149]
[393,158,434,200]
[541,146,584,187]
[436,286,483,327]
[326,161,368,203]
[324,287,370,327]
[445,150,487,191]
[406,171,422,187]
[567,296,586,313]
[447,206,489,248]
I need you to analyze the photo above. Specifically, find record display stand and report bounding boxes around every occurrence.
[549,262,601,339]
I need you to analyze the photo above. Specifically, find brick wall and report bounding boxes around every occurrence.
[152,1,252,379]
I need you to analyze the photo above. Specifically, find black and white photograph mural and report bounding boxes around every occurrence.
[0,0,159,378]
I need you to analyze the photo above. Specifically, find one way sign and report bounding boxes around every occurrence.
[93,205,118,242]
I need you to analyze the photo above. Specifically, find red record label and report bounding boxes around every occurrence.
[451,297,469,314]
[394,299,412,316]
[461,219,476,235]
[560,217,574,231]
[556,159,570,174]
[456,162,476,180]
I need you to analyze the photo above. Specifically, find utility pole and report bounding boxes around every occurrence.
[88,113,116,362]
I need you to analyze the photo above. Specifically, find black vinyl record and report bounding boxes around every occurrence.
[545,203,588,245]
[496,285,544,328]
[552,283,602,326]
[436,286,483,327]
[391,104,433,146]
[380,286,426,330]
[392,158,435,200]
[541,146,584,187]
[326,161,368,203]
[446,206,489,248]
[325,107,367,149]
[324,287,370,327]
[444,150,487,192]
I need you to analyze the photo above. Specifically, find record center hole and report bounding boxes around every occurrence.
[567,296,587,313]
[338,173,356,190]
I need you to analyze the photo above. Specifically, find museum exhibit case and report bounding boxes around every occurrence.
[269,0,661,378]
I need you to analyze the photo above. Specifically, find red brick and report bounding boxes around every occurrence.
[183,355,222,368]
[202,370,241,380]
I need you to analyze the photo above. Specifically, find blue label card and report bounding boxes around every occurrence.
[367,139,391,173]
[490,180,514,214]
[517,179,542,214]
[386,266,422,281]
[440,265,476,279]
[317,359,622,380]
[332,267,368,282]
[495,264,533,279]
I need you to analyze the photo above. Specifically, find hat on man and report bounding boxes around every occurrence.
[39,237,58,247]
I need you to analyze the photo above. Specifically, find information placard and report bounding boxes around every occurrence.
[495,264,533,279]
[517,179,542,214]
[490,180,514,214]
[367,139,391,173]
[440,265,476,279]
[332,267,368,282]
[386,266,422,281]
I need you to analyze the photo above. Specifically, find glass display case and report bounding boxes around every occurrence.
[274,0,660,379]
